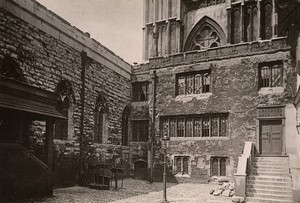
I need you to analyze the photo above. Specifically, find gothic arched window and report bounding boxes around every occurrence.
[184,17,226,52]
[94,94,108,144]
[122,106,130,146]
[0,55,26,82]
[55,80,75,140]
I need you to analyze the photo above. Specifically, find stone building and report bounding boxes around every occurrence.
[1,0,300,202]
[131,0,300,202]
[0,0,145,200]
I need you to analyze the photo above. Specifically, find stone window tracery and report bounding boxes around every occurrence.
[184,17,226,52]
[191,25,221,51]
[95,94,108,144]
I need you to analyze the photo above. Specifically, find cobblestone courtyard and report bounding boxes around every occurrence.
[8,179,232,203]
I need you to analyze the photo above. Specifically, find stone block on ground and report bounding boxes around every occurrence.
[213,189,223,196]
[222,189,231,197]
[232,195,245,203]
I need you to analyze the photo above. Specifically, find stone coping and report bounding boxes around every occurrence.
[0,0,131,79]
[139,37,289,70]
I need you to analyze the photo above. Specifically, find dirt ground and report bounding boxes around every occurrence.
[6,178,232,203]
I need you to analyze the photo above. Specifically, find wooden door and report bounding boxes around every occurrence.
[260,120,282,155]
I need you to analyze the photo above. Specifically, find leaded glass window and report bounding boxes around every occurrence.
[186,119,193,137]
[161,114,228,138]
[176,71,211,95]
[211,117,219,137]
[174,156,190,175]
[170,119,176,137]
[177,119,185,137]
[194,118,202,137]
[202,117,210,137]
[211,157,227,176]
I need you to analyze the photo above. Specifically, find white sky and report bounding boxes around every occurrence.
[37,0,143,64]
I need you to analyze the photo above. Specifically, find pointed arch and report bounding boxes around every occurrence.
[184,16,226,52]
[55,79,75,140]
[122,105,130,146]
[94,94,108,144]
[0,55,26,82]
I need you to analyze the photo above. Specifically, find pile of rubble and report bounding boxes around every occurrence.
[209,182,235,197]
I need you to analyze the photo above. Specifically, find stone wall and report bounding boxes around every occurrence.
[0,0,133,186]
[134,38,297,182]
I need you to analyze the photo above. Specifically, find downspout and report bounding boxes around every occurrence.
[150,70,157,183]
[79,51,88,186]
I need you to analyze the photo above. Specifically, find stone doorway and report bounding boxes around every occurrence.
[134,160,147,180]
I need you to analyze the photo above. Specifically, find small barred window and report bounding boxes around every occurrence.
[259,61,283,88]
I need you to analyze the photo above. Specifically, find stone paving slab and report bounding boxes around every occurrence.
[111,183,232,203]
[8,179,232,203]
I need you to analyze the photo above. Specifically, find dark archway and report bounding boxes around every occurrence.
[134,160,148,180]
[55,79,75,140]
[184,16,226,52]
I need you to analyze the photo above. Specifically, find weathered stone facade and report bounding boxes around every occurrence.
[134,0,299,186]
[0,0,142,189]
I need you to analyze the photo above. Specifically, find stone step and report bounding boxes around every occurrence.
[252,165,289,170]
[246,197,293,203]
[254,156,288,160]
[248,175,292,182]
[246,188,292,196]
[252,168,289,173]
[253,161,288,165]
[247,183,292,191]
[246,192,292,201]
[247,180,292,187]
[251,171,289,176]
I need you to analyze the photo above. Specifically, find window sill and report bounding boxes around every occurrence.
[170,137,229,141]
[258,87,284,95]
[175,93,212,102]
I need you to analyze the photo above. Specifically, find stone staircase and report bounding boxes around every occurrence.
[246,156,293,203]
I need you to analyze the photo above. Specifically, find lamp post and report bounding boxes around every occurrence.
[162,134,170,203]
[297,123,300,134]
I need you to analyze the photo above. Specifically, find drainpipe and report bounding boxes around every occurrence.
[79,51,88,186]
[150,70,157,183]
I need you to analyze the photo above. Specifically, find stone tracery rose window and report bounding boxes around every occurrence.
[190,24,221,51]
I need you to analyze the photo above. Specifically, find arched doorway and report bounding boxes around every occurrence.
[134,160,148,180]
